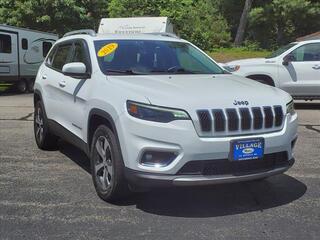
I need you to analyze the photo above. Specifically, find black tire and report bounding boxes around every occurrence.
[251,177,268,182]
[27,79,35,93]
[90,125,130,202]
[34,101,59,150]
[16,79,27,93]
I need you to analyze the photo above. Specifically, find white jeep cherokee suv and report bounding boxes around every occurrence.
[33,30,298,202]
[224,40,320,100]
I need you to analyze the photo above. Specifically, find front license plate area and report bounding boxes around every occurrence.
[230,138,264,161]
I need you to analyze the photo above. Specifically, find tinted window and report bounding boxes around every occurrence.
[43,41,53,58]
[0,34,12,53]
[51,44,72,70]
[94,40,224,75]
[71,42,86,63]
[46,46,57,66]
[266,43,297,59]
[22,38,28,50]
[291,43,320,61]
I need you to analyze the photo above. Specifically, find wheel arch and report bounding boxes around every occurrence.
[246,74,276,87]
[34,89,42,106]
[87,109,122,156]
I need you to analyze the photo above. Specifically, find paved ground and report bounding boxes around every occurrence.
[0,93,319,240]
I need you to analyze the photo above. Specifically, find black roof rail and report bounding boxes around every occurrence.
[63,29,96,37]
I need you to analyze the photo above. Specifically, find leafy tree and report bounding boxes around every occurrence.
[0,0,108,35]
[108,0,231,50]
[234,0,253,46]
[248,0,320,48]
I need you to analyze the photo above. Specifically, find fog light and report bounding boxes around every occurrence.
[140,151,177,167]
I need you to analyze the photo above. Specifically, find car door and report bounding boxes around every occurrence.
[0,32,18,81]
[40,42,74,129]
[279,43,320,96]
[58,40,92,140]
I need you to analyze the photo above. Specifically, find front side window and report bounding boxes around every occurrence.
[0,34,12,53]
[266,43,297,59]
[94,40,224,75]
[290,43,320,62]
[51,44,72,70]
[71,42,86,63]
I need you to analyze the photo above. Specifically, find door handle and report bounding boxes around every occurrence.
[42,75,47,80]
[59,80,66,88]
[312,65,320,70]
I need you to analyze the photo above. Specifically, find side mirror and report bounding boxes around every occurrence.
[62,62,90,79]
[282,54,294,66]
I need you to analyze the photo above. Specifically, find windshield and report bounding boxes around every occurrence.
[266,43,297,58]
[94,40,225,75]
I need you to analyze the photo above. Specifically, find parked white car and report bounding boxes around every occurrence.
[225,40,320,100]
[33,18,298,202]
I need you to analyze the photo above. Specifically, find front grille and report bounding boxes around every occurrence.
[197,110,211,132]
[212,109,226,132]
[197,106,284,134]
[178,152,289,176]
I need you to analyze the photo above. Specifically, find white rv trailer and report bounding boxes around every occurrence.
[0,24,58,92]
[98,17,174,35]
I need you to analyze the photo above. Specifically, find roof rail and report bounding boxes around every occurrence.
[148,32,179,39]
[63,29,96,37]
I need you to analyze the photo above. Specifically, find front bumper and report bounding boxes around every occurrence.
[116,111,298,175]
[125,158,294,188]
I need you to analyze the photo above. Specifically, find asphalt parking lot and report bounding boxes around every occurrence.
[0,93,319,240]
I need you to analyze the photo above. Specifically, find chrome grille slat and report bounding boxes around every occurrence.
[197,106,284,136]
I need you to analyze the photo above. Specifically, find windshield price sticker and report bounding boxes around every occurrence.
[97,43,118,57]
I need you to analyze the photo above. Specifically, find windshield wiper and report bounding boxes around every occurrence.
[168,67,196,74]
[106,69,147,75]
[150,68,196,74]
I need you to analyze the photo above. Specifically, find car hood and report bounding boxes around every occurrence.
[108,74,291,111]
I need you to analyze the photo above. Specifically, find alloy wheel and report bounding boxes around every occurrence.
[35,107,44,143]
[94,136,113,191]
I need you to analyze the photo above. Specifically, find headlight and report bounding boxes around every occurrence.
[127,101,190,123]
[223,65,240,72]
[286,100,295,115]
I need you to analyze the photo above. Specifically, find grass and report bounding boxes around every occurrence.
[208,48,271,63]
[0,83,12,92]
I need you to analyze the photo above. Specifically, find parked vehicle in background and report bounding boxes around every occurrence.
[0,25,58,92]
[33,18,298,202]
[224,40,320,100]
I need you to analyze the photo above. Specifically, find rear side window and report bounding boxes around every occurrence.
[43,41,53,58]
[22,38,28,50]
[291,43,320,61]
[51,44,72,70]
[0,34,12,53]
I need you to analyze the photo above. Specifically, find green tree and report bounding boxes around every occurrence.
[108,0,231,50]
[234,0,253,46]
[248,0,320,48]
[0,0,108,35]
